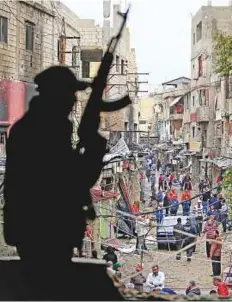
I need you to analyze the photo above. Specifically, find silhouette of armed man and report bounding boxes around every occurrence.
[3,66,107,299]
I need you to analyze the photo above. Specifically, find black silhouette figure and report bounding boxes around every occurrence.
[3,66,112,300]
[3,6,131,301]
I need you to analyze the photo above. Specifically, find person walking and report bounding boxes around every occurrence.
[210,230,222,277]
[194,199,203,235]
[157,159,161,172]
[156,205,164,224]
[170,198,179,216]
[168,173,174,190]
[173,218,184,260]
[203,216,218,258]
[220,199,228,233]
[158,174,164,190]
[163,192,169,216]
[183,218,197,261]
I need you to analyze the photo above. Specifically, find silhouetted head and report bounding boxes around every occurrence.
[177,218,181,224]
[34,66,90,117]
[106,246,115,254]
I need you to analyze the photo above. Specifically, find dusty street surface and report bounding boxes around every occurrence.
[119,230,232,294]
[118,176,232,294]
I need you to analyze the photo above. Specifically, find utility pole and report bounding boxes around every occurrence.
[57,17,82,148]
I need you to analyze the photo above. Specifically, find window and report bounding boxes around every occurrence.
[82,61,90,78]
[199,89,206,105]
[124,122,128,130]
[196,21,202,42]
[0,132,6,145]
[192,126,195,138]
[0,16,7,43]
[139,121,146,124]
[116,55,119,72]
[193,33,195,45]
[26,21,35,51]
[198,55,203,77]
[192,96,195,107]
[72,46,77,67]
[186,94,189,110]
[121,59,124,75]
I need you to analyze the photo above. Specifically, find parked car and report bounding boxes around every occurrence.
[156,215,197,250]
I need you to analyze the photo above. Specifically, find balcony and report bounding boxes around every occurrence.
[169,113,183,120]
[196,106,210,122]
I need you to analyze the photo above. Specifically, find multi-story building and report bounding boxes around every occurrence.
[0,0,136,153]
[155,77,190,144]
[184,3,232,182]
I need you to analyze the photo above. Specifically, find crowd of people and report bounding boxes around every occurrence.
[79,151,231,298]
[106,256,230,298]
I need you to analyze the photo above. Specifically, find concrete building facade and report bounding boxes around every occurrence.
[154,77,190,144]
[0,0,136,151]
[183,4,232,183]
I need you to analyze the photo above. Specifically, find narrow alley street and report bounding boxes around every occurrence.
[117,173,231,295]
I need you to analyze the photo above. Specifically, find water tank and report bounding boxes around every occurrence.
[103,0,111,18]
[207,0,212,5]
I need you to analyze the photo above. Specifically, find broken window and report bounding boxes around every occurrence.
[82,61,90,78]
[25,21,35,51]
[196,21,202,42]
[116,55,119,72]
[198,55,203,77]
[0,16,7,43]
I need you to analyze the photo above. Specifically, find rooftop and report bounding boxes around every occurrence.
[162,77,191,87]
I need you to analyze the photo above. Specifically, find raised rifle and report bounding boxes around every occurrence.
[77,6,131,149]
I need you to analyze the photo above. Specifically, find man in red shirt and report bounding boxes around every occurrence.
[213,277,230,297]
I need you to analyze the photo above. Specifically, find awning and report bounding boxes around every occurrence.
[200,157,232,169]
[170,96,182,107]
[90,188,119,203]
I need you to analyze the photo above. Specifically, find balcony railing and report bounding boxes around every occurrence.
[196,106,210,122]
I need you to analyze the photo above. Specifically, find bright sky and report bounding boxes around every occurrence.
[62,0,230,92]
